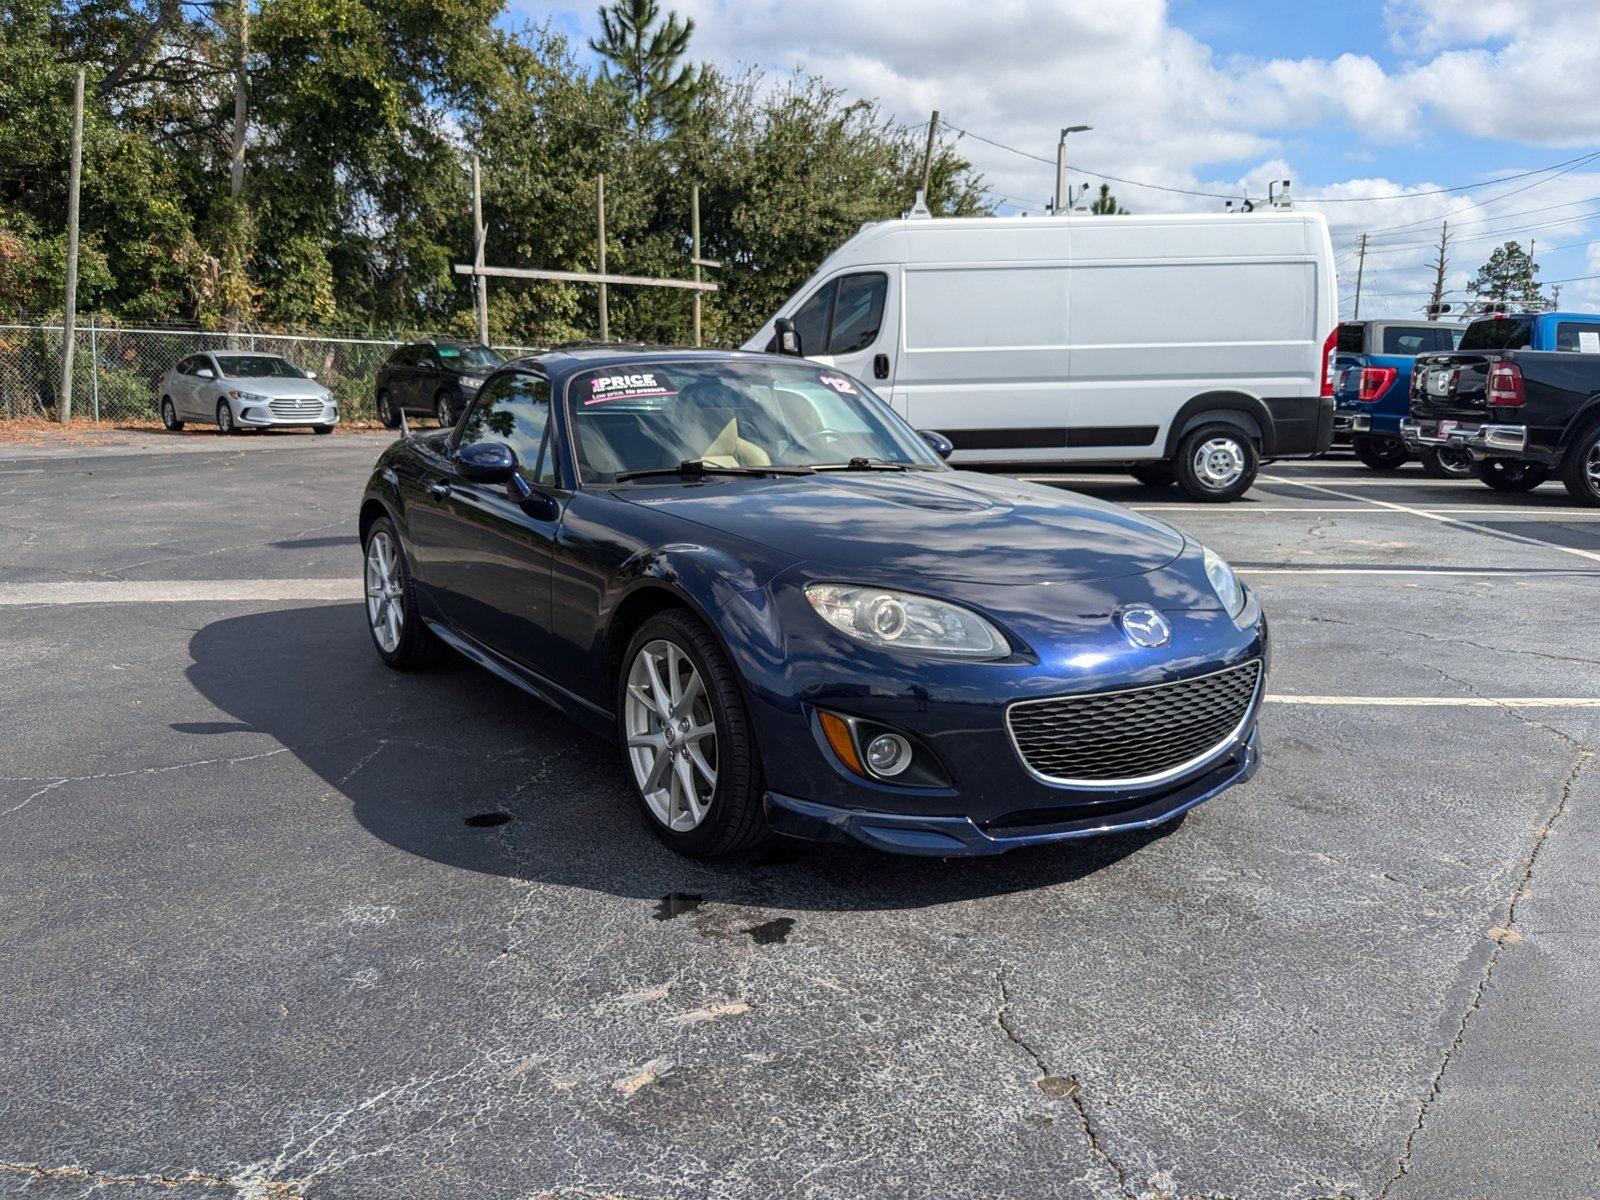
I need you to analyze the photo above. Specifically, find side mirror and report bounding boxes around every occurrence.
[918,430,954,460]
[196,367,215,380]
[456,440,517,483]
[773,317,802,357]
[305,370,318,380]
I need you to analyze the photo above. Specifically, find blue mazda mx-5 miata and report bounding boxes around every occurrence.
[357,346,1268,857]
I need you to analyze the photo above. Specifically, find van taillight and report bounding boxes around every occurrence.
[1321,329,1338,397]
[1357,366,1398,402]
[1488,361,1525,407]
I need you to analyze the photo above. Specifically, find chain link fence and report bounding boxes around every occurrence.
[0,321,540,423]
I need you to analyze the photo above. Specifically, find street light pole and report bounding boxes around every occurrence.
[1053,125,1091,214]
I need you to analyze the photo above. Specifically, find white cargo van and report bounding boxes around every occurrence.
[743,211,1339,501]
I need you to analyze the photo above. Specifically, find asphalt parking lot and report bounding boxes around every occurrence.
[2,431,1597,1200]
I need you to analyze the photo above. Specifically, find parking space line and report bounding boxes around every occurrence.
[1258,475,1600,565]
[0,579,358,605]
[1136,505,1600,518]
[1267,695,1600,707]
[1241,567,1600,577]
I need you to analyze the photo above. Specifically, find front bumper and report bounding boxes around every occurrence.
[234,399,340,427]
[1399,418,1526,458]
[730,563,1269,857]
[766,728,1259,855]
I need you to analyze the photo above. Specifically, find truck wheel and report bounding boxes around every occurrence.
[1174,425,1258,502]
[1559,424,1600,506]
[1476,460,1549,492]
[1419,447,1473,479]
[1130,462,1176,487]
[1352,435,1408,471]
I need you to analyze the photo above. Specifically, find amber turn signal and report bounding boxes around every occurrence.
[818,711,864,776]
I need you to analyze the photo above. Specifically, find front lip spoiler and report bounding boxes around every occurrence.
[764,729,1259,857]
[1399,418,1527,455]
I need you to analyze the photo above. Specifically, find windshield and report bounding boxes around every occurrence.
[437,345,503,371]
[567,361,944,484]
[217,355,306,379]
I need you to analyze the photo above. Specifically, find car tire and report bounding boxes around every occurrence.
[1174,424,1258,502]
[1559,423,1600,506]
[435,392,454,428]
[1418,447,1472,478]
[1130,462,1176,487]
[1476,459,1549,492]
[216,400,241,435]
[377,390,400,429]
[313,425,334,436]
[160,397,184,432]
[618,609,769,858]
[362,517,440,670]
[1351,434,1408,471]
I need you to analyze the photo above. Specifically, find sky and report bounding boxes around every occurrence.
[520,0,1600,319]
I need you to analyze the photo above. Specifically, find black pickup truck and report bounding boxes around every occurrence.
[1399,311,1600,503]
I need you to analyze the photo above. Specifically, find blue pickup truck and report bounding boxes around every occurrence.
[1401,310,1600,502]
[1334,320,1465,474]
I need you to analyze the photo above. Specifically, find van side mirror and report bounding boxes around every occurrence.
[456,441,518,483]
[918,430,954,460]
[773,317,802,357]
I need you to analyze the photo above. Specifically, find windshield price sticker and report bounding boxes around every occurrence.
[584,371,678,405]
[818,373,857,395]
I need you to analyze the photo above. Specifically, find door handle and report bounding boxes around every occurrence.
[873,353,890,380]
[428,481,452,500]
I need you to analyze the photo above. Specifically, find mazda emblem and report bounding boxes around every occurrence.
[1117,605,1171,648]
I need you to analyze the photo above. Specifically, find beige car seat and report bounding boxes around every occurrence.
[699,418,771,468]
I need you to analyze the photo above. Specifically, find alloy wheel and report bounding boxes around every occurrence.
[1587,441,1600,497]
[217,403,233,433]
[436,395,452,427]
[1193,436,1245,490]
[161,399,176,429]
[365,529,404,653]
[625,639,718,832]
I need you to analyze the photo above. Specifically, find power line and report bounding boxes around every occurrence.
[1352,152,1600,238]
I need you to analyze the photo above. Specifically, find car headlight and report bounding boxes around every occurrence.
[804,583,1010,659]
[460,376,486,390]
[226,389,271,402]
[1202,546,1246,619]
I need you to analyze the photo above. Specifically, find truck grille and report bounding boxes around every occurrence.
[267,397,324,418]
[1006,660,1262,786]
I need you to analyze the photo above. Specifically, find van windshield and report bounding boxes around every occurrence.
[568,361,943,483]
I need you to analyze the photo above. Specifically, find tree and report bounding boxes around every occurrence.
[1467,240,1545,308]
[589,0,699,131]
[1089,183,1127,215]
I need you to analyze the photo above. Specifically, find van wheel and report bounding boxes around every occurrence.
[1352,434,1409,471]
[1174,425,1258,502]
[1559,423,1600,506]
[1419,447,1472,478]
[1130,462,1176,487]
[1476,459,1548,492]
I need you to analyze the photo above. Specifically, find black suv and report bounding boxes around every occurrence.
[374,341,505,428]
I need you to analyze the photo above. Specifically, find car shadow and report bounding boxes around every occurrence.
[184,604,1164,913]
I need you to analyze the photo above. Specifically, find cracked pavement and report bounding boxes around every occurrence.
[2,436,1598,1198]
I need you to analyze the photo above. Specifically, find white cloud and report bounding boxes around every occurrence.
[532,0,1600,315]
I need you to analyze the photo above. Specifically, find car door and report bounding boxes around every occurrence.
[812,271,894,389]
[191,354,221,418]
[409,370,562,669]
[413,348,444,413]
[167,357,195,416]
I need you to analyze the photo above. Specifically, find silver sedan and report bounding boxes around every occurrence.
[158,352,339,434]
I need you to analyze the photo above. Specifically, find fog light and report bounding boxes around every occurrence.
[865,732,912,777]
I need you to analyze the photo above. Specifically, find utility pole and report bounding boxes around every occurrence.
[1053,125,1091,214]
[919,110,939,207]
[58,67,85,424]
[227,0,248,340]
[596,174,608,342]
[691,185,701,347]
[471,155,488,344]
[1427,221,1450,320]
[229,0,248,198]
[1352,233,1369,320]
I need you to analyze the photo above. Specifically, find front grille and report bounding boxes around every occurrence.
[1006,660,1261,786]
[268,397,324,418]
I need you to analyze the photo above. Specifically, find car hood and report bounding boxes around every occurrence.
[615,469,1186,585]
[215,376,330,397]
